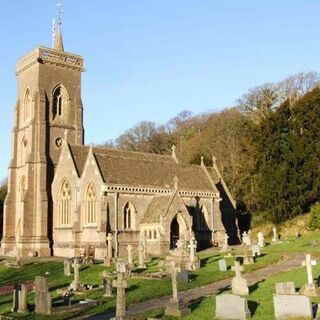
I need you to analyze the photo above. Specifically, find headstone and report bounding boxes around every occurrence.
[34,276,52,315]
[11,284,28,313]
[251,244,261,257]
[137,243,146,269]
[218,259,227,272]
[164,261,191,317]
[272,226,279,243]
[216,294,251,320]
[104,233,113,267]
[126,244,133,268]
[257,231,265,248]
[231,261,249,296]
[186,236,200,270]
[177,270,190,283]
[242,231,251,247]
[243,247,254,265]
[102,270,113,298]
[273,294,313,320]
[220,233,229,252]
[111,261,129,320]
[300,254,319,296]
[275,282,296,295]
[70,258,82,291]
[64,259,71,276]
[83,243,95,264]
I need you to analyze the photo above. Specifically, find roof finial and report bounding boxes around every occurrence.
[53,1,64,51]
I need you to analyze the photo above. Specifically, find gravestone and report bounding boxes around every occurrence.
[34,276,52,315]
[186,236,200,270]
[220,233,229,252]
[11,284,28,313]
[126,244,133,268]
[83,243,95,264]
[70,258,82,291]
[137,242,146,269]
[218,259,227,272]
[243,247,254,265]
[272,226,279,243]
[257,231,265,247]
[275,282,296,295]
[64,259,71,276]
[216,294,251,320]
[177,270,190,283]
[273,294,313,320]
[102,270,113,298]
[231,261,249,296]
[111,261,129,320]
[164,261,191,317]
[104,233,113,267]
[300,254,320,296]
[251,244,261,257]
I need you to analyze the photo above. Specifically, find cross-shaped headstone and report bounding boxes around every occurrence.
[188,236,197,262]
[106,233,113,258]
[137,243,146,268]
[112,262,129,318]
[167,261,181,301]
[71,258,81,290]
[232,261,244,278]
[301,254,317,285]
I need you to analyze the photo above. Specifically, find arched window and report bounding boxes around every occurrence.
[124,202,135,229]
[52,85,68,120]
[59,179,71,225]
[22,88,32,123]
[85,183,96,224]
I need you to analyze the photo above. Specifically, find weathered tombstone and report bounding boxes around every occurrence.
[273,294,313,320]
[137,242,146,269]
[104,233,113,267]
[216,294,251,320]
[126,244,133,268]
[243,247,254,265]
[111,261,129,320]
[64,259,71,276]
[102,270,113,298]
[11,284,28,313]
[83,243,95,264]
[177,270,190,283]
[164,261,191,317]
[231,261,249,296]
[242,231,251,247]
[272,226,279,243]
[218,259,227,272]
[70,258,81,291]
[34,276,52,315]
[275,282,296,295]
[220,233,229,252]
[186,236,200,270]
[257,231,265,248]
[300,254,319,296]
[251,244,261,257]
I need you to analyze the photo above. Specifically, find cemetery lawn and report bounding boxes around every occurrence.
[136,262,320,320]
[0,249,280,319]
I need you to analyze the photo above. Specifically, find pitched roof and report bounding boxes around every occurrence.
[68,145,219,191]
[143,195,172,223]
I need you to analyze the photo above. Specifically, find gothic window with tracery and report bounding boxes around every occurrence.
[52,85,68,120]
[124,202,135,229]
[85,183,97,224]
[59,179,71,225]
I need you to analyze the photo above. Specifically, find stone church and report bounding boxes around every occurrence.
[0,21,238,259]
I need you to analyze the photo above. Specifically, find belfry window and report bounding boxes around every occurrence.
[52,85,68,120]
[59,179,71,225]
[85,183,97,224]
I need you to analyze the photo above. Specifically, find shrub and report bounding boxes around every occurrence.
[308,202,320,230]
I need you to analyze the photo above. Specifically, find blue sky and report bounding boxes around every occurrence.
[0,0,320,181]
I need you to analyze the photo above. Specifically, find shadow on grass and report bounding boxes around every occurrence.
[189,296,205,312]
[50,282,70,291]
[249,279,265,294]
[216,285,230,295]
[200,255,221,268]
[248,300,259,316]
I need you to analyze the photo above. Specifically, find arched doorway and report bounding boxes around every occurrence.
[170,216,180,249]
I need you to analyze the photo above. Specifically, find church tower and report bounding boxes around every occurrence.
[1,17,85,256]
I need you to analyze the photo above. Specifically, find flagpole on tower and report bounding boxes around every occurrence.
[52,0,64,51]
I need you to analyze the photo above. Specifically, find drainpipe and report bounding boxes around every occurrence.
[114,192,119,257]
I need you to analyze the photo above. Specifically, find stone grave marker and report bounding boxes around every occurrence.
[300,254,319,296]
[164,261,191,317]
[64,259,71,276]
[273,294,313,320]
[218,259,227,272]
[251,244,261,257]
[216,294,251,320]
[275,282,296,295]
[104,233,113,267]
[111,261,129,320]
[177,270,190,283]
[231,261,249,296]
[34,276,52,315]
[70,258,82,291]
[272,226,279,243]
[186,236,200,270]
[102,270,113,298]
[257,231,265,247]
[137,242,146,269]
[11,283,28,313]
[243,247,254,265]
[220,233,229,252]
